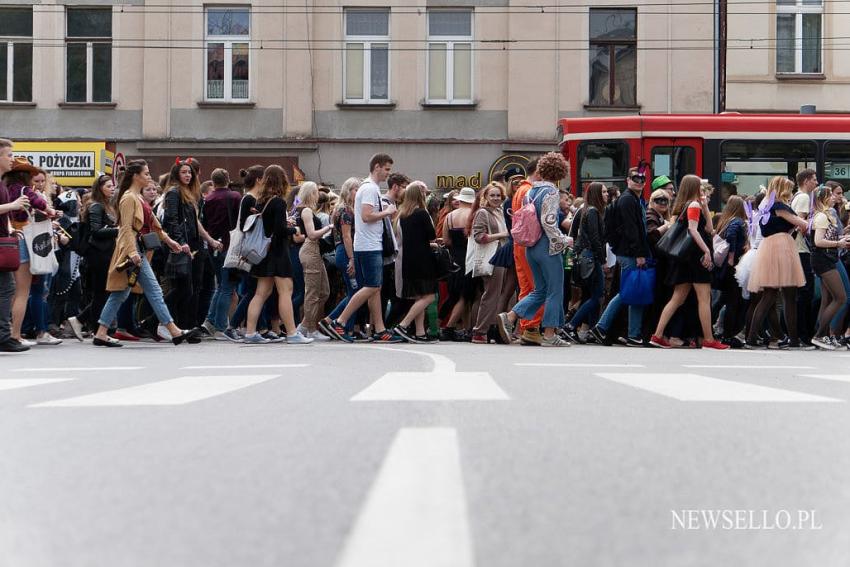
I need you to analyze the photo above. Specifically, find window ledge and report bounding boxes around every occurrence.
[584,104,642,112]
[58,102,117,109]
[420,101,478,110]
[0,102,36,108]
[775,73,826,81]
[336,101,397,110]
[197,101,256,108]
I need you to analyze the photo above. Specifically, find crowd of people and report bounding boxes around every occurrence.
[0,135,848,353]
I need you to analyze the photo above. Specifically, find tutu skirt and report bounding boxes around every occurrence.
[734,248,757,299]
[746,233,805,293]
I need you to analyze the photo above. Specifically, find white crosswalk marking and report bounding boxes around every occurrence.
[682,365,814,369]
[516,363,645,368]
[182,364,309,370]
[799,374,850,384]
[0,379,72,392]
[29,374,280,407]
[595,373,842,402]
[11,366,144,372]
[335,428,474,567]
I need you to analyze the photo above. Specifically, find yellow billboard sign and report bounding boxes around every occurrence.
[12,141,114,187]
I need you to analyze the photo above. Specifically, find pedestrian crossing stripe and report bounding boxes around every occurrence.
[0,378,73,392]
[29,374,281,407]
[594,373,842,402]
[799,374,850,384]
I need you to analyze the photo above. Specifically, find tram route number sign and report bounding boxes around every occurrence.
[826,163,850,178]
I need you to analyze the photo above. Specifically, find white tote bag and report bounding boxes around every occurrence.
[223,196,252,272]
[23,214,59,276]
[465,235,497,278]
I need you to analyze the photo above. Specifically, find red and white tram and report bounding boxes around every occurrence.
[558,113,850,205]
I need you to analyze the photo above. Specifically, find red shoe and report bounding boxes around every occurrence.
[113,330,140,342]
[471,333,488,344]
[702,339,730,350]
[649,335,672,349]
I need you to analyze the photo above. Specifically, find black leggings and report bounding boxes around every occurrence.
[817,269,846,337]
[164,250,207,329]
[748,287,797,343]
[719,268,744,340]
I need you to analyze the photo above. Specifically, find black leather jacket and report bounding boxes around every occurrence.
[87,202,118,252]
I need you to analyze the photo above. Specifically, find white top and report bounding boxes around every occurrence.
[353,179,384,252]
[790,191,811,254]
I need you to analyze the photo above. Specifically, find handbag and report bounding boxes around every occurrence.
[576,254,595,282]
[620,262,656,305]
[139,232,162,252]
[165,251,192,279]
[377,196,396,258]
[224,195,252,271]
[656,217,695,261]
[23,212,59,276]
[0,236,21,272]
[433,245,460,280]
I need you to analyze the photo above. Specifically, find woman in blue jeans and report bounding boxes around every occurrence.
[92,160,197,347]
[564,182,608,343]
[496,152,571,347]
[322,178,363,335]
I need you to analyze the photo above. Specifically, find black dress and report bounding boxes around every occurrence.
[251,196,295,278]
[400,208,438,297]
[666,208,713,286]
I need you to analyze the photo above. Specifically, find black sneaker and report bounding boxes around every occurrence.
[392,324,417,343]
[788,340,816,351]
[439,328,457,342]
[723,336,745,349]
[589,326,607,345]
[373,330,403,343]
[744,338,765,350]
[624,337,644,347]
[317,318,336,340]
[415,334,435,343]
[351,330,373,343]
[0,339,29,352]
[327,319,353,343]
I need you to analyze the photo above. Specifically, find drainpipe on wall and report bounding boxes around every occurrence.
[718,0,727,112]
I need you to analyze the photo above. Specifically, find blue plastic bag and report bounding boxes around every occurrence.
[620,263,656,305]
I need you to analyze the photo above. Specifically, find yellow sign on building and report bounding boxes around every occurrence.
[13,142,113,187]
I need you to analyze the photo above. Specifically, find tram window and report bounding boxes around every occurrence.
[650,146,696,187]
[720,140,817,196]
[577,140,629,193]
[825,142,850,190]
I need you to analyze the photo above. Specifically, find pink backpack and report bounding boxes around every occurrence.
[511,189,544,247]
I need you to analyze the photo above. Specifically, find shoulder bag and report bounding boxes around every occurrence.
[240,199,273,265]
[656,214,695,261]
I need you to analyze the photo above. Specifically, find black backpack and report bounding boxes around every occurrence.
[65,220,91,256]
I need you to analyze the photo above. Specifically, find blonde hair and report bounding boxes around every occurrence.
[766,176,794,204]
[297,181,319,210]
[398,181,428,219]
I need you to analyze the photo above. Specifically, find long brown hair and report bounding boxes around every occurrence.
[466,183,505,236]
[715,195,747,235]
[257,165,290,205]
[671,174,703,217]
[584,182,606,214]
[115,160,147,224]
[166,161,201,206]
[83,173,116,221]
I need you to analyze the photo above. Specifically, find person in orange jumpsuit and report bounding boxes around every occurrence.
[511,158,544,345]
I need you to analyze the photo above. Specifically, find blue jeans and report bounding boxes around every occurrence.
[512,235,564,329]
[830,260,850,331]
[329,244,359,331]
[230,272,268,330]
[354,250,384,288]
[569,252,604,329]
[99,256,173,328]
[597,255,645,339]
[206,252,237,331]
[23,275,49,334]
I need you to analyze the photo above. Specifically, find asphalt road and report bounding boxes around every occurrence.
[1,341,849,567]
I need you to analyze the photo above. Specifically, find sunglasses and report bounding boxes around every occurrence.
[652,198,669,205]
[630,175,646,184]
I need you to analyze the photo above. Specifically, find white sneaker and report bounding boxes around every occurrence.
[157,325,171,341]
[286,331,314,345]
[201,320,216,338]
[66,317,84,341]
[243,332,271,345]
[36,333,63,346]
[19,338,36,347]
[309,330,331,341]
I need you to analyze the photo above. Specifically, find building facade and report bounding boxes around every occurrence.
[3,1,720,188]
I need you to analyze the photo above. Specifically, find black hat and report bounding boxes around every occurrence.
[503,165,526,180]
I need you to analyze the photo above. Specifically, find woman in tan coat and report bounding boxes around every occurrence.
[92,160,197,347]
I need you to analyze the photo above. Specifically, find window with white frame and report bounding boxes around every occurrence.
[66,8,112,103]
[344,10,389,103]
[0,7,32,103]
[427,11,473,103]
[776,0,822,74]
[205,7,250,101]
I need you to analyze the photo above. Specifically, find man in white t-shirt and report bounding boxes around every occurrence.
[791,168,818,345]
[325,153,400,343]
